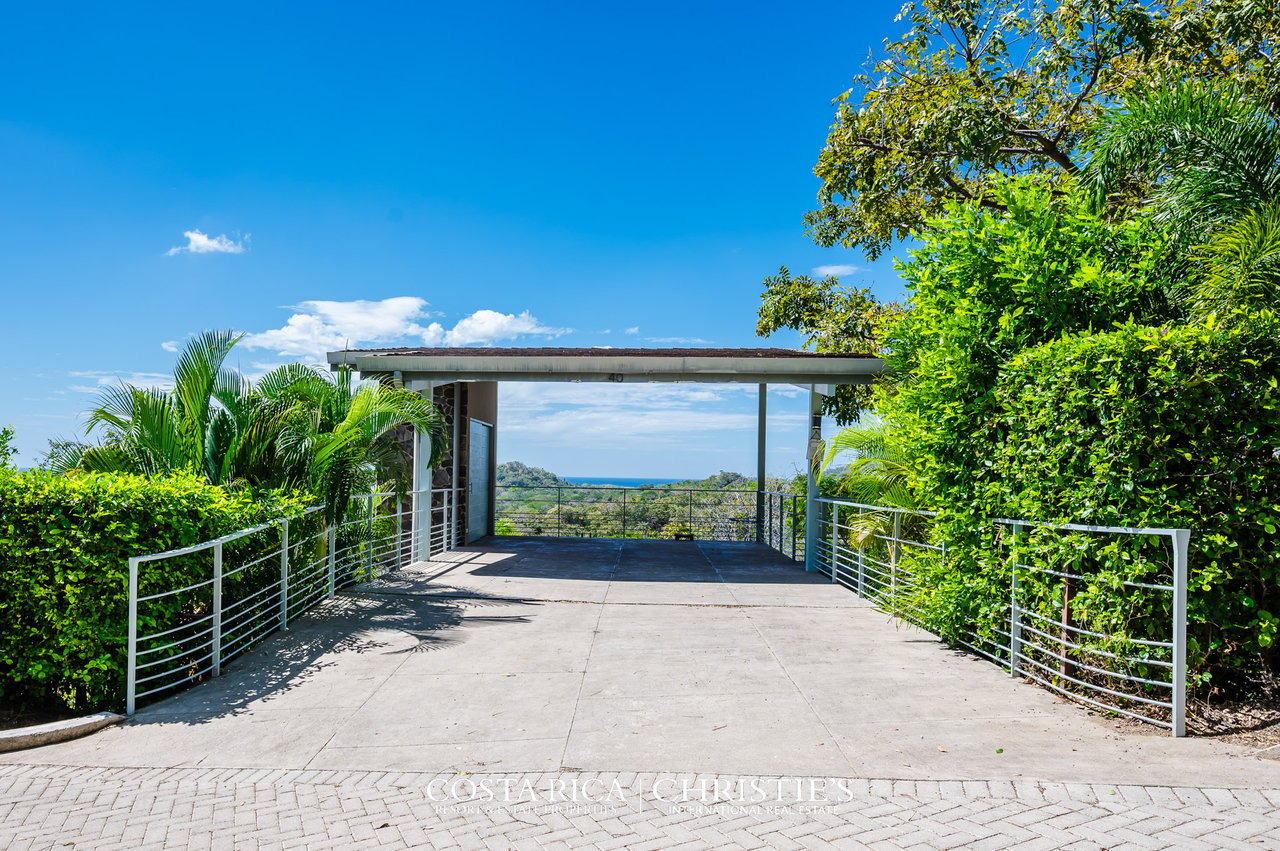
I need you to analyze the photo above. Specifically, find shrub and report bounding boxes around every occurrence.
[885,177,1176,514]
[899,316,1280,692]
[0,469,308,713]
[991,317,1280,688]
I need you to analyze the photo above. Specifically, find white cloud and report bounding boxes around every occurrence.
[160,340,179,353]
[812,264,860,277]
[500,382,803,449]
[239,297,569,363]
[624,326,640,335]
[166,229,249,256]
[433,309,569,347]
[69,370,174,394]
[644,336,711,345]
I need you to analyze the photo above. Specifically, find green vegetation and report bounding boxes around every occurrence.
[48,330,446,522]
[779,0,1280,699]
[496,463,798,541]
[0,469,308,712]
[804,0,1280,260]
[1,330,447,715]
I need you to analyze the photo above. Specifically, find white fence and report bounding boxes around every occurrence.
[813,497,1190,736]
[126,488,461,714]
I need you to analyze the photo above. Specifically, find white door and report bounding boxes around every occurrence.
[467,419,493,542]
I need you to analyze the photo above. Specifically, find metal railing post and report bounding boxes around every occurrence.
[127,557,139,715]
[1172,528,1190,737]
[791,495,798,560]
[891,511,901,608]
[396,495,404,568]
[327,525,337,599]
[856,507,865,596]
[621,489,627,539]
[767,494,773,549]
[830,504,839,582]
[1009,523,1022,678]
[367,494,376,576]
[280,519,290,630]
[688,489,694,538]
[557,487,563,537]
[212,542,223,677]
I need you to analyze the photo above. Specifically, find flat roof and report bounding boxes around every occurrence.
[326,346,885,385]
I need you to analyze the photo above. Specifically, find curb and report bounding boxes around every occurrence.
[0,712,124,753]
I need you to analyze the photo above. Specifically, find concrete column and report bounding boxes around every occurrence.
[756,383,767,544]
[410,380,435,562]
[804,384,822,572]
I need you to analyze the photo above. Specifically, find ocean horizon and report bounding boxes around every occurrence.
[562,476,689,488]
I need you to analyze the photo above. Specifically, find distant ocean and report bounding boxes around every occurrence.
[563,476,687,488]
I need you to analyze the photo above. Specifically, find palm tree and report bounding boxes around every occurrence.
[1081,81,1280,319]
[53,332,447,520]
[819,421,921,545]
[266,363,446,522]
[1192,201,1280,318]
[52,330,250,481]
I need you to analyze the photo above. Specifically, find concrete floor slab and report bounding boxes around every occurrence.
[6,536,1280,791]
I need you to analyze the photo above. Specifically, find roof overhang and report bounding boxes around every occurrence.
[326,347,885,386]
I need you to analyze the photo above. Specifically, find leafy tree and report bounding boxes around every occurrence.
[0,426,15,470]
[756,267,902,423]
[496,461,572,489]
[805,0,1280,259]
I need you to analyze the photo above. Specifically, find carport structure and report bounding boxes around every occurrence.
[325,346,885,567]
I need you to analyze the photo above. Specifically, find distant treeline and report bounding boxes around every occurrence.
[494,462,803,540]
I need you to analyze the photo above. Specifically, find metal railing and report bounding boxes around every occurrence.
[762,490,803,561]
[125,487,461,714]
[495,485,803,558]
[814,498,1190,736]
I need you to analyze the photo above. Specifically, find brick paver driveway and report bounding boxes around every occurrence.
[4,538,1279,848]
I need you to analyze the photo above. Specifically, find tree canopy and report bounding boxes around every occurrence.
[806,0,1280,259]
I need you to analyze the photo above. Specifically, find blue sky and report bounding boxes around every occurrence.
[1,0,909,476]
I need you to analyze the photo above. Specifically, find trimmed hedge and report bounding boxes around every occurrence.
[898,317,1280,691]
[992,319,1280,687]
[0,470,308,712]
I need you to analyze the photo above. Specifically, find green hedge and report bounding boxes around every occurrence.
[0,470,308,712]
[889,317,1280,691]
[991,319,1280,687]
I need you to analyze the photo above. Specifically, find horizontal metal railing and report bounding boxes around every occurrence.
[495,485,803,558]
[126,487,461,715]
[813,498,1190,736]
[762,490,803,562]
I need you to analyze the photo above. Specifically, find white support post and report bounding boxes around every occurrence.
[1009,523,1022,678]
[450,384,461,549]
[804,384,822,572]
[212,543,223,677]
[327,526,337,599]
[1172,528,1190,737]
[856,507,865,596]
[366,494,376,577]
[279,519,290,630]
[890,512,901,606]
[410,381,436,562]
[126,557,139,715]
[395,494,403,569]
[830,504,839,583]
[756,383,767,545]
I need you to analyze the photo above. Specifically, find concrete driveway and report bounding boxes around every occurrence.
[6,537,1277,787]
